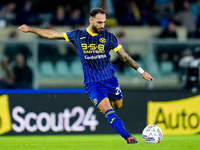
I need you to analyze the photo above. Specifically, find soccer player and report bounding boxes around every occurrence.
[18,7,154,144]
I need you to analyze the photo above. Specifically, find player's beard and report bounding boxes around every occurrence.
[92,25,104,34]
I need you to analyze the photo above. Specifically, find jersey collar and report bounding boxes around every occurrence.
[87,28,99,36]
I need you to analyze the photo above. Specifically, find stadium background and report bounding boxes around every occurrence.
[0,0,200,137]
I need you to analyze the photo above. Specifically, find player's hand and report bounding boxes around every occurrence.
[142,72,154,81]
[18,24,30,33]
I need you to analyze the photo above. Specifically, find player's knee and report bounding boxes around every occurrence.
[98,104,113,114]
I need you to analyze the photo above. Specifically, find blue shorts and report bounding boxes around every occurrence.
[85,77,123,108]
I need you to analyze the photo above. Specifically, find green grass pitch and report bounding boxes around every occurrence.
[0,134,200,150]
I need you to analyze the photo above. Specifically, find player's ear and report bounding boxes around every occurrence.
[89,17,93,24]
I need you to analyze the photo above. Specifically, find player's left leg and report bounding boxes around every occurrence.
[109,97,123,109]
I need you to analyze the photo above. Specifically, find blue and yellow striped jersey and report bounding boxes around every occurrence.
[63,28,122,84]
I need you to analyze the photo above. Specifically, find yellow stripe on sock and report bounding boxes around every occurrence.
[105,110,115,118]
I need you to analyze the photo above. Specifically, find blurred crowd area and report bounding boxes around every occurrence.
[1,0,200,38]
[0,0,200,90]
[1,35,200,90]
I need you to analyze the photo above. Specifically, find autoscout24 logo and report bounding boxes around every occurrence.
[0,94,99,134]
[147,95,200,135]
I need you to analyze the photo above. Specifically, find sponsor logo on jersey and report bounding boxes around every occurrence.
[81,43,105,54]
[84,54,106,60]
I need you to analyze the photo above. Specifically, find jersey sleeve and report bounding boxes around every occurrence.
[63,32,70,42]
[110,33,122,52]
[63,29,78,42]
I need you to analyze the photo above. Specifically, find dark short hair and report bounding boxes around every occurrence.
[90,7,106,17]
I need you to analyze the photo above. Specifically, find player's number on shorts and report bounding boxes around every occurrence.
[115,87,121,95]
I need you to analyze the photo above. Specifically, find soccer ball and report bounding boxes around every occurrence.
[142,125,163,144]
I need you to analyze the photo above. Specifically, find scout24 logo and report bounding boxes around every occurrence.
[12,106,99,133]
[0,95,99,134]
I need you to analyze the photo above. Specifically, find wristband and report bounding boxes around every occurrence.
[137,67,144,74]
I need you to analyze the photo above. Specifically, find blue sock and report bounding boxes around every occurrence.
[105,109,131,140]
